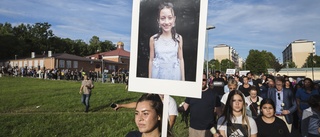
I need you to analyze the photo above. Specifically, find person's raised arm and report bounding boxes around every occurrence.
[168,115,176,130]
[183,102,189,112]
[177,35,185,81]
[148,36,155,78]
[114,102,137,111]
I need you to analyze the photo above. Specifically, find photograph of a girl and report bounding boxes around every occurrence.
[136,0,200,82]
[148,2,185,81]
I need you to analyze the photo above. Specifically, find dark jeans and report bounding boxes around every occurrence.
[81,94,91,112]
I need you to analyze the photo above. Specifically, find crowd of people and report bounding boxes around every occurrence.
[0,65,130,84]
[2,63,319,136]
[121,71,320,137]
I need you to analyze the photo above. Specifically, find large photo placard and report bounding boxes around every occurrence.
[129,0,208,98]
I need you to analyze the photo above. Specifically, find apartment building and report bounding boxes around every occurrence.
[282,39,316,68]
[213,44,239,68]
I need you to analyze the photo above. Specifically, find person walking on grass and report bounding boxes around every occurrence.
[79,74,94,112]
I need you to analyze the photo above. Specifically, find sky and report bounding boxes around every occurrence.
[1,0,320,63]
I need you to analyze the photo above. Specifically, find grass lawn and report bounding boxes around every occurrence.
[0,77,189,137]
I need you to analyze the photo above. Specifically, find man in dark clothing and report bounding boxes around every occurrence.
[211,71,225,99]
[182,74,221,137]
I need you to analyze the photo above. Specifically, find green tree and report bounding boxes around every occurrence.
[208,59,220,72]
[0,22,119,60]
[303,54,320,68]
[100,40,116,52]
[89,36,101,54]
[287,61,297,68]
[0,22,13,36]
[245,50,282,74]
[220,59,235,72]
[246,50,267,74]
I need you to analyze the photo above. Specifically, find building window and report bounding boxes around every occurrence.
[40,60,44,68]
[59,60,65,68]
[73,61,78,68]
[109,65,115,71]
[28,60,33,68]
[66,60,72,69]
[19,61,22,67]
[34,60,38,68]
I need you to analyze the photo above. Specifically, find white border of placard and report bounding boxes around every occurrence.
[128,0,208,98]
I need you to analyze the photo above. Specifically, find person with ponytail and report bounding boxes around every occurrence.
[126,94,173,137]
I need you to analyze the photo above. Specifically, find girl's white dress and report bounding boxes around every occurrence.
[151,34,181,80]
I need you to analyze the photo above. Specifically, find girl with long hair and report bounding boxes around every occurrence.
[217,90,257,137]
[148,2,185,81]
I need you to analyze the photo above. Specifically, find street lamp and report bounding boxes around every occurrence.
[98,54,104,83]
[310,53,314,81]
[206,25,215,78]
[286,61,289,75]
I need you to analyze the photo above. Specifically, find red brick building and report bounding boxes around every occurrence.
[86,41,130,73]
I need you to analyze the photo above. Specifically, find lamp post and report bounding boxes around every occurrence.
[98,54,104,83]
[101,59,104,83]
[310,53,314,81]
[15,55,17,60]
[206,25,215,78]
[286,61,289,75]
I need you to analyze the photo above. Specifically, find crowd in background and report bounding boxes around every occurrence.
[181,71,320,137]
[2,64,319,136]
[0,65,129,84]
[123,71,320,137]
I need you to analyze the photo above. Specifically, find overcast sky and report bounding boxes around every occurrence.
[1,0,319,62]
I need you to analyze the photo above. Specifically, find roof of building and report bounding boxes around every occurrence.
[102,48,130,57]
[214,44,230,48]
[292,39,315,43]
[32,53,122,64]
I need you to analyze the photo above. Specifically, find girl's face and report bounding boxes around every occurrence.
[234,77,239,82]
[249,90,257,98]
[232,94,244,113]
[243,78,248,84]
[261,103,275,118]
[228,85,237,91]
[285,81,290,87]
[135,101,160,134]
[304,80,312,88]
[158,7,175,33]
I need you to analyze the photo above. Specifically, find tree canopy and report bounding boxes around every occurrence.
[0,22,116,60]
[302,54,320,68]
[245,49,282,74]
